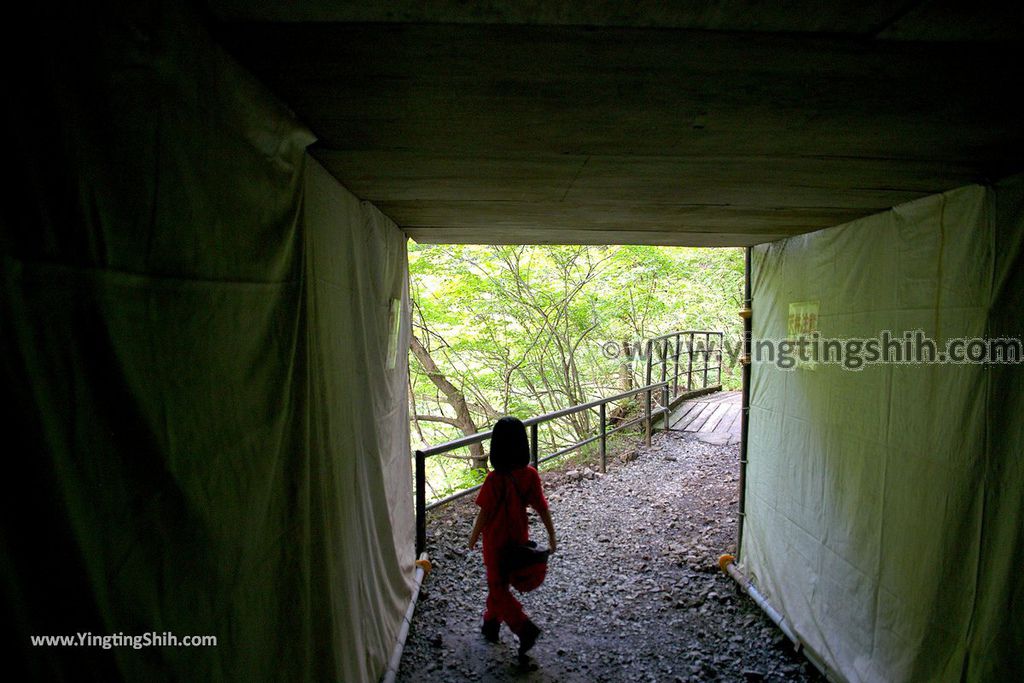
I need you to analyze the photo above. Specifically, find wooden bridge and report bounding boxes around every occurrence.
[670,390,742,446]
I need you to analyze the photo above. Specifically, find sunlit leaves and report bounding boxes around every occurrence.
[409,244,744,451]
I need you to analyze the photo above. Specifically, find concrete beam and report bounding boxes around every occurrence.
[219,21,1024,245]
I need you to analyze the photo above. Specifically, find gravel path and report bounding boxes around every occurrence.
[397,431,824,682]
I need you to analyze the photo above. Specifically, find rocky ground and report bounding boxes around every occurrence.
[397,431,825,682]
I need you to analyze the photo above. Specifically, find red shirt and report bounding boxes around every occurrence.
[475,466,548,567]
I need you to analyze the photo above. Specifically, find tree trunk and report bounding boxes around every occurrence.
[619,339,634,391]
[409,335,488,468]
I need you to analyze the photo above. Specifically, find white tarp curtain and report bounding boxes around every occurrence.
[303,158,415,681]
[2,2,413,680]
[744,178,1023,682]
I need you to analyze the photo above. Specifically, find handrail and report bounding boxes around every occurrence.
[644,330,724,399]
[418,382,676,457]
[646,329,720,342]
[414,380,670,553]
[412,328,727,554]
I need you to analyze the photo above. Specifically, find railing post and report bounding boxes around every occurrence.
[686,332,694,391]
[672,333,681,397]
[739,246,753,561]
[718,332,723,386]
[599,403,607,474]
[703,332,710,388]
[660,338,669,389]
[645,388,652,447]
[662,384,670,431]
[415,450,426,555]
[644,339,654,388]
[530,423,539,469]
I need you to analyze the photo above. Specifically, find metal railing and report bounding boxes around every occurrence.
[414,381,671,554]
[643,330,724,402]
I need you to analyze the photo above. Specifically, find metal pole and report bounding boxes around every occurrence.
[644,388,652,447]
[662,384,670,431]
[718,333,723,386]
[686,332,694,391]
[599,403,607,473]
[382,551,430,683]
[530,422,539,468]
[672,333,681,397]
[415,450,426,555]
[720,556,800,648]
[660,338,669,388]
[738,246,753,561]
[644,339,653,388]
[703,332,710,388]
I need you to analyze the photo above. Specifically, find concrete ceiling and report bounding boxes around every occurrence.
[210,1,1024,246]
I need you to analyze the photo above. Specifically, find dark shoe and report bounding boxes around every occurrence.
[481,619,500,643]
[517,620,541,657]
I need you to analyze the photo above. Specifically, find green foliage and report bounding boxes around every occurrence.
[424,457,487,500]
[409,244,744,498]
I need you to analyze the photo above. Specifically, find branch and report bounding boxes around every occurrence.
[414,414,462,427]
[410,333,485,460]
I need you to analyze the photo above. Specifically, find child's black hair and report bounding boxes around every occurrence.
[489,416,530,472]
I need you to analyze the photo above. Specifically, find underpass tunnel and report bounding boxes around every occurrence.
[3,2,1022,681]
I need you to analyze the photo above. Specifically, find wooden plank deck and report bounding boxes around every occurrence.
[670,390,742,446]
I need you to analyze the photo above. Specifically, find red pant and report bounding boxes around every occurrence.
[483,560,528,634]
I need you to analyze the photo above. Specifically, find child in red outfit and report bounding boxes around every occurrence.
[468,417,557,657]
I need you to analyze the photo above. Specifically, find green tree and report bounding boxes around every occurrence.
[408,244,743,496]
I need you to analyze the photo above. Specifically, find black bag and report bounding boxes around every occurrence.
[502,540,550,572]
